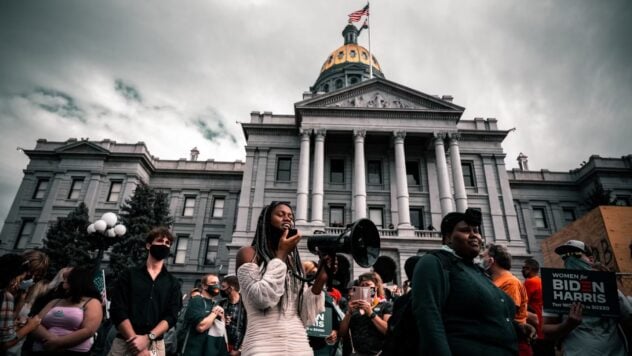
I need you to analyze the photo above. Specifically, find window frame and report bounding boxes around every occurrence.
[276,156,292,182]
[409,207,425,230]
[533,207,549,229]
[107,181,123,202]
[33,179,50,199]
[182,196,196,217]
[14,220,35,250]
[462,162,476,187]
[405,161,420,186]
[329,206,345,227]
[562,208,576,223]
[204,235,220,265]
[211,197,225,218]
[68,178,84,200]
[330,159,345,184]
[368,207,384,229]
[367,160,383,185]
[173,235,189,264]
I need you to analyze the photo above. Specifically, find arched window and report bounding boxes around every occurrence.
[335,79,343,89]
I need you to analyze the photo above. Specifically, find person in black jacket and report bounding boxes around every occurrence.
[109,227,182,356]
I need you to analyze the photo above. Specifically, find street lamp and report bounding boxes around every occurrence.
[88,212,126,269]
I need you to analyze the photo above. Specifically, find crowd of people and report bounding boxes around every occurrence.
[1,202,631,356]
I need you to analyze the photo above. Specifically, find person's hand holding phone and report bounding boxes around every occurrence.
[276,228,301,261]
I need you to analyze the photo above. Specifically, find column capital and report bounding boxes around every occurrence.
[353,129,366,138]
[299,128,312,137]
[314,129,327,137]
[448,132,461,141]
[393,131,406,139]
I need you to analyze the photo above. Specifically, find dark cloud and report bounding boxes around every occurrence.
[115,79,142,103]
[194,109,239,145]
[25,88,85,121]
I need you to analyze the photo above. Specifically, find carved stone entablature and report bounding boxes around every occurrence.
[328,91,423,109]
[433,132,448,140]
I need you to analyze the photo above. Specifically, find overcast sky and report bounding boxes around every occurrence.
[1,0,631,230]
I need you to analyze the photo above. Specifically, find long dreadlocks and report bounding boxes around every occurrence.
[251,201,305,314]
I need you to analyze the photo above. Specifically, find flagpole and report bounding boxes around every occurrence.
[368,1,372,79]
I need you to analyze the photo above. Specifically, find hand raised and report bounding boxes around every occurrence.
[276,228,301,260]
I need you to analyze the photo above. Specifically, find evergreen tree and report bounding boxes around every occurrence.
[108,184,173,276]
[42,202,93,273]
[585,182,615,210]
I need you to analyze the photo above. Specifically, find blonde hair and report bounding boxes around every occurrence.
[23,250,49,279]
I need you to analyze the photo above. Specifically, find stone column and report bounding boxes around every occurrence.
[235,147,257,232]
[482,154,506,242]
[353,130,367,220]
[434,132,454,215]
[311,129,326,225]
[393,131,412,229]
[296,129,311,224]
[83,173,103,219]
[32,172,63,244]
[449,134,468,212]
[496,157,523,243]
[249,148,269,231]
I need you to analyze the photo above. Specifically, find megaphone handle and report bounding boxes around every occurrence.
[318,253,338,276]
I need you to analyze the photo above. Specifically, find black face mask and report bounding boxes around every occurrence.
[207,284,220,297]
[149,244,171,261]
[219,287,230,298]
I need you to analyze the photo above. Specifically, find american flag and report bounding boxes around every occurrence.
[348,4,369,23]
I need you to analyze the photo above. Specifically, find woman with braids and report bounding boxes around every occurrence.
[236,201,328,356]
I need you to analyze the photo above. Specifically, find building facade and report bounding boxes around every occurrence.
[1,24,631,286]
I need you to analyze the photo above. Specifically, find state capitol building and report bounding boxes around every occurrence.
[1,24,631,287]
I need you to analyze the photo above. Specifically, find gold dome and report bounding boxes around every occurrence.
[320,43,382,73]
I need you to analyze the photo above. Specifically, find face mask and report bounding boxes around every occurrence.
[149,244,171,261]
[220,287,230,298]
[19,278,34,291]
[564,256,592,271]
[207,284,220,297]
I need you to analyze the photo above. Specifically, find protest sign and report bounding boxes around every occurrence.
[306,308,332,338]
[541,267,620,318]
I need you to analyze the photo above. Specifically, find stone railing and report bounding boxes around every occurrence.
[322,226,441,239]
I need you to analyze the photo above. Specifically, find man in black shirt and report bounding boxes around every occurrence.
[109,227,182,356]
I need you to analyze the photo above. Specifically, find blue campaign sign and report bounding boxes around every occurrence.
[541,268,620,318]
[306,308,332,338]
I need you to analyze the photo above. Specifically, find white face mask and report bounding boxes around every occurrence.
[19,278,34,290]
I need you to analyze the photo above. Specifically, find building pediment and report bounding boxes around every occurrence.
[296,77,464,112]
[54,141,111,155]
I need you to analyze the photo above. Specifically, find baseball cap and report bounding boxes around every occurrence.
[554,240,589,257]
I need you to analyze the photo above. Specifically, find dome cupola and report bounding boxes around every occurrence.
[310,23,384,93]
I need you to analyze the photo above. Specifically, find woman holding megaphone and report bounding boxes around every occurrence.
[236,201,330,356]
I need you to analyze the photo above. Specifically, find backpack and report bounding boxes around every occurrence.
[381,250,457,356]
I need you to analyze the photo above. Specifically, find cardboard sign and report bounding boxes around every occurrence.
[306,308,332,338]
[541,267,620,318]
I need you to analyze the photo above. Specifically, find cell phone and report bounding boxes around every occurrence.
[350,286,375,303]
[287,228,297,237]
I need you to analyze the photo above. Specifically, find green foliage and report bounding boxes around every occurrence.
[42,202,93,274]
[584,182,615,210]
[108,184,173,276]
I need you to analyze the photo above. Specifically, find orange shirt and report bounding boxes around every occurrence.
[524,276,543,338]
[493,270,528,324]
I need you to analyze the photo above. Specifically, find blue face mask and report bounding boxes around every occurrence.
[20,278,34,290]
[564,256,592,271]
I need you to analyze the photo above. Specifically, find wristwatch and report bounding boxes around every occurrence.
[148,333,157,342]
[370,312,377,319]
